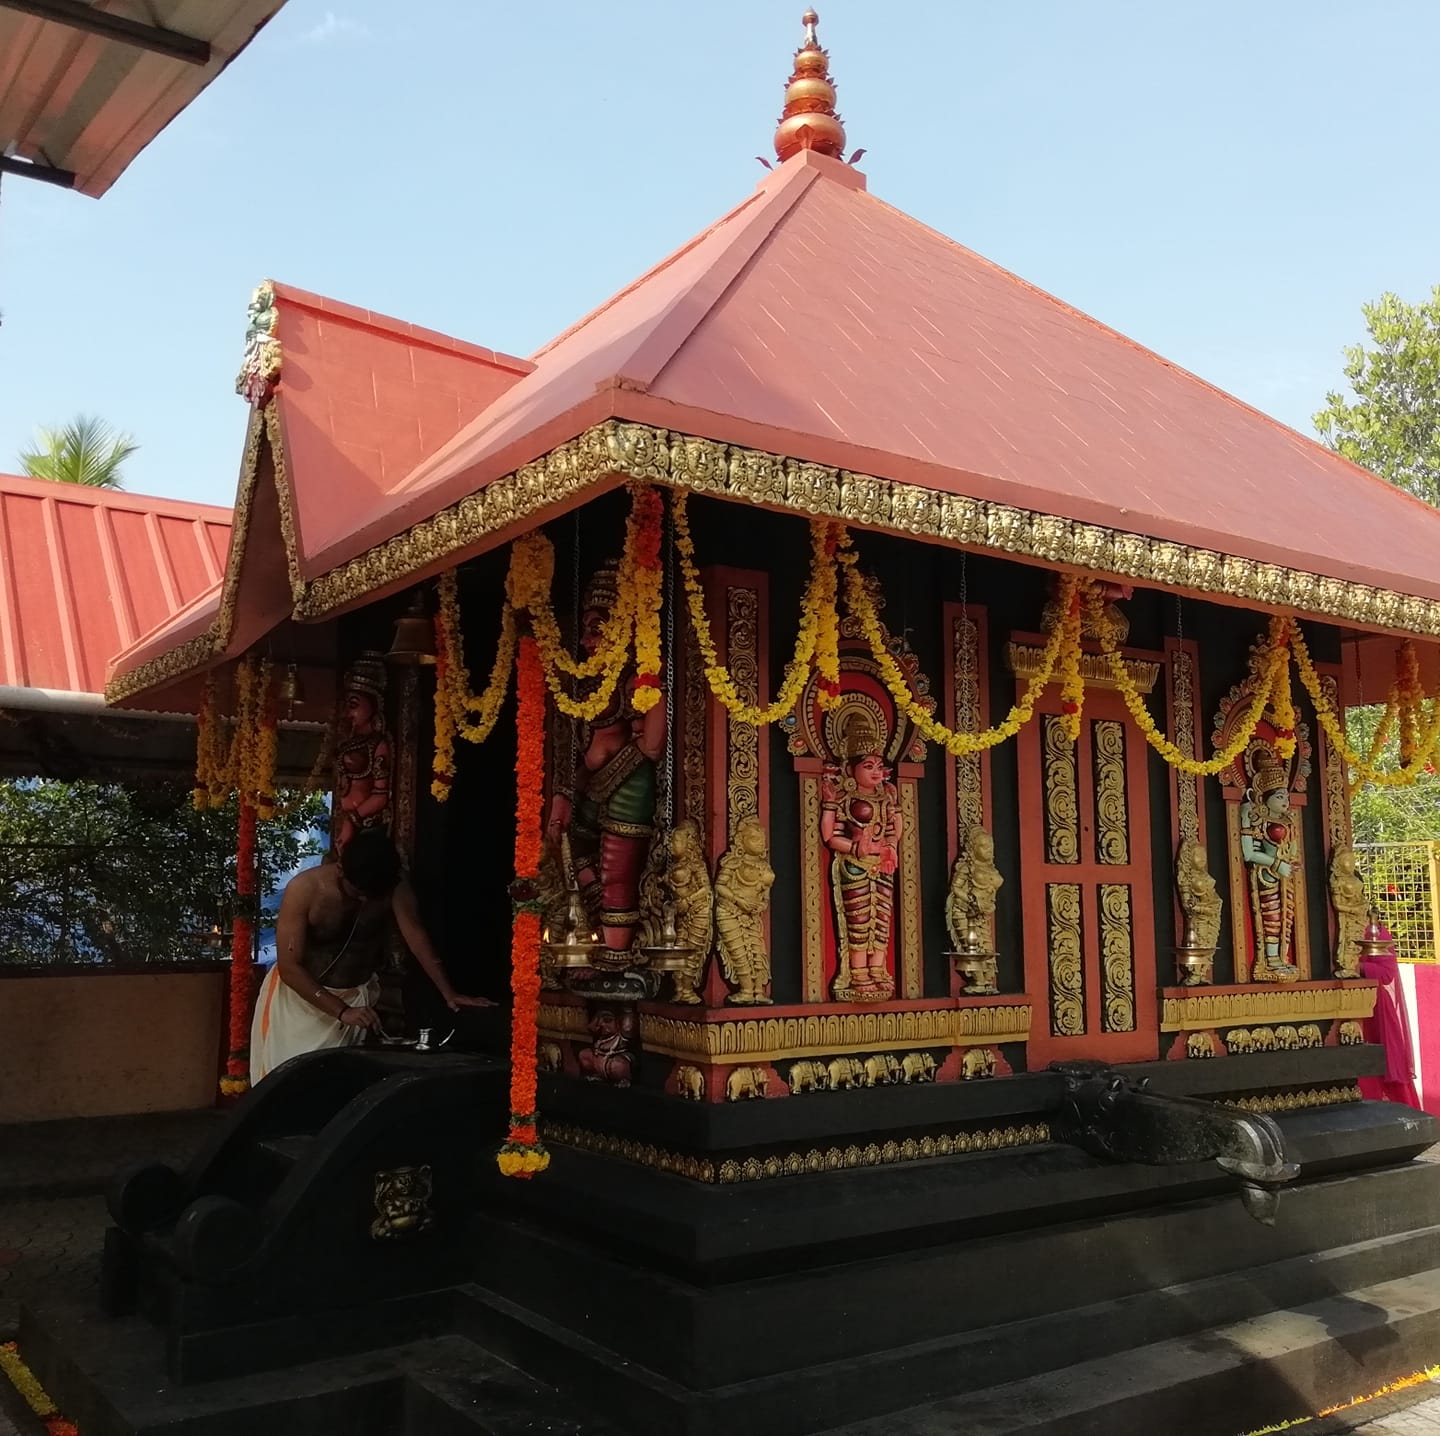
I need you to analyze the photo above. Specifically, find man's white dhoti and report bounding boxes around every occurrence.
[249,965,381,1086]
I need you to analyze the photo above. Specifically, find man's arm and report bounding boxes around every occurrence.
[392,881,495,1009]
[275,873,378,1030]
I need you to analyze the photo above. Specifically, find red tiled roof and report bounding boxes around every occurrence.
[0,473,230,695]
[268,284,533,578]
[312,149,1440,607]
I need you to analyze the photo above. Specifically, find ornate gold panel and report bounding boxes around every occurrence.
[681,615,707,829]
[1320,674,1350,850]
[725,586,761,833]
[1171,648,1201,845]
[1159,984,1377,1031]
[952,613,984,835]
[1091,720,1129,866]
[800,775,826,1003]
[1046,883,1085,1036]
[639,1003,1033,1063]
[1043,717,1080,865]
[1098,883,1136,1033]
[1007,643,1161,695]
[899,780,923,999]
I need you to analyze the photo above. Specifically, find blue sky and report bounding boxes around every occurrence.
[2,0,1436,507]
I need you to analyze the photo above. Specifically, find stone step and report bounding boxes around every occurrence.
[828,1268,1440,1436]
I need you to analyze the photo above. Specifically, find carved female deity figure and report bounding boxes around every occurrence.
[821,713,902,1002]
[1240,749,1299,982]
[1175,837,1223,954]
[945,825,1003,950]
[334,653,392,853]
[715,816,775,1005]
[1329,844,1367,980]
[545,561,666,962]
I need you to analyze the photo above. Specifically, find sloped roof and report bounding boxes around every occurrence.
[0,472,229,696]
[0,1,285,197]
[314,148,1440,614]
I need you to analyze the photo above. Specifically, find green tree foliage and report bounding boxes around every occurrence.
[0,780,325,966]
[1316,288,1440,844]
[1314,287,1440,507]
[19,415,138,489]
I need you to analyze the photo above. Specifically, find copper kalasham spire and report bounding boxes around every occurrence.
[773,9,847,163]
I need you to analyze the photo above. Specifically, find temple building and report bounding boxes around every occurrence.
[24,11,1440,1435]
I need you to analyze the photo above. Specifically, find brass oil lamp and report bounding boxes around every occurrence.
[1174,913,1216,987]
[543,836,601,969]
[947,912,999,995]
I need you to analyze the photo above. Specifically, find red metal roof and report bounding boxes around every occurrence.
[307,148,1440,607]
[0,473,229,695]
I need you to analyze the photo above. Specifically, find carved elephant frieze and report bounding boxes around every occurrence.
[675,1065,705,1101]
[961,1047,997,1079]
[827,1056,868,1090]
[864,1053,902,1086]
[726,1065,769,1101]
[788,1059,829,1094]
[901,1051,937,1083]
[1224,1029,1254,1054]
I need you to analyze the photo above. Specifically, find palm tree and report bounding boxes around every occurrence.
[19,417,137,489]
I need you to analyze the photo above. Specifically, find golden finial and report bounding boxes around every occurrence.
[773,9,847,164]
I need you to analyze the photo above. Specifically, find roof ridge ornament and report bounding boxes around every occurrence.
[773,9,849,165]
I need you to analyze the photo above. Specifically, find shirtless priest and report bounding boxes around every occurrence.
[250,830,492,1085]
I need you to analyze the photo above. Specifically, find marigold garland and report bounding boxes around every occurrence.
[1092,590,1288,777]
[221,796,258,1099]
[672,490,840,724]
[431,568,517,801]
[630,483,665,713]
[839,542,1077,755]
[2,1338,82,1434]
[1056,583,1087,741]
[497,632,550,1179]
[1291,623,1440,789]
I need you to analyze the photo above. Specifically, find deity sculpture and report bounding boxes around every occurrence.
[1240,747,1299,982]
[665,821,713,1004]
[945,825,1003,951]
[1328,844,1367,980]
[715,815,775,1005]
[576,1003,637,1086]
[546,561,665,964]
[821,712,902,1002]
[334,653,392,853]
[1175,838,1223,955]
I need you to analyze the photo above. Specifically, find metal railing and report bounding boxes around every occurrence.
[1356,840,1440,964]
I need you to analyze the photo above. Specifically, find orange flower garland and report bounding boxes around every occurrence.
[497,632,550,1179]
[1056,582,1086,741]
[0,1340,81,1435]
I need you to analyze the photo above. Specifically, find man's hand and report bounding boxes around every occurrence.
[445,993,497,1011]
[339,1005,382,1030]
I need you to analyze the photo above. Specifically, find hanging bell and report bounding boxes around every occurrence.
[385,592,436,666]
[278,663,305,718]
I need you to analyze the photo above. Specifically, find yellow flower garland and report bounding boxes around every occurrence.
[839,544,1077,755]
[672,490,838,725]
[193,656,277,814]
[1290,623,1440,789]
[1092,590,1287,777]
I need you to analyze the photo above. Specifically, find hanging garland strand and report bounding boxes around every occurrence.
[837,533,1077,754]
[1290,625,1440,789]
[672,489,842,723]
[496,631,550,1179]
[1091,587,1290,776]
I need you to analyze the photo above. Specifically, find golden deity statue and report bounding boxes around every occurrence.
[715,815,775,1005]
[334,652,392,853]
[1240,746,1299,982]
[1175,837,1223,955]
[821,712,902,1002]
[666,820,713,1004]
[945,825,1003,950]
[1328,844,1367,980]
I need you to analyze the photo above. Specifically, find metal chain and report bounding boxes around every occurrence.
[1175,593,1184,644]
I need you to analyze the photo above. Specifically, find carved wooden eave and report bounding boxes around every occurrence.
[1005,641,1161,695]
[296,423,1440,636]
[108,419,1440,709]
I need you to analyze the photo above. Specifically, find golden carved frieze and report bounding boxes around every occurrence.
[952,613,984,835]
[263,403,306,605]
[638,1002,1033,1064]
[1160,984,1377,1032]
[537,1002,590,1040]
[1224,1084,1362,1116]
[1007,643,1161,695]
[725,586,761,831]
[1320,675,1350,850]
[800,775,826,1003]
[282,421,1440,642]
[543,1119,1052,1185]
[1046,883,1085,1037]
[898,781,923,1000]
